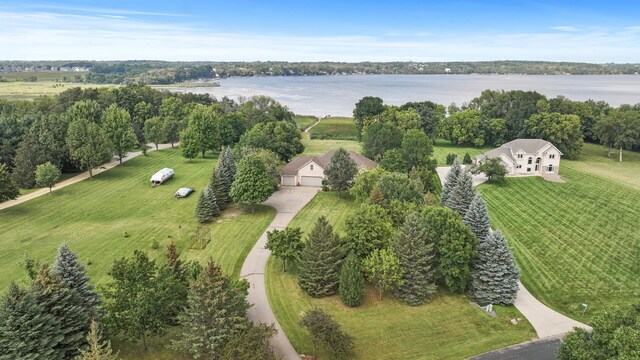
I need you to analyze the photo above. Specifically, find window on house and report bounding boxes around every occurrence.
[310,164,314,170]
[517,154,523,159]
[528,157,532,164]
[549,154,555,159]
[516,165,522,169]
[547,164,554,172]
[527,167,531,172]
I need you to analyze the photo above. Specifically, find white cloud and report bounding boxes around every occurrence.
[0,11,639,62]
[550,26,579,32]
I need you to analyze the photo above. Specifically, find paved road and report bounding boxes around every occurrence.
[240,186,319,360]
[436,166,590,338]
[469,336,562,360]
[0,143,176,211]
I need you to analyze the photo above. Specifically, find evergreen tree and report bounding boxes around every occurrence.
[219,323,277,360]
[33,265,91,359]
[463,193,492,241]
[75,320,119,360]
[0,163,19,202]
[471,230,520,305]
[339,253,365,307]
[299,309,353,360]
[209,171,229,210]
[298,216,344,297]
[445,168,475,218]
[52,243,101,319]
[392,213,437,305]
[439,159,461,206]
[324,148,358,192]
[195,186,220,223]
[216,146,236,195]
[368,185,387,207]
[166,242,186,284]
[0,283,61,360]
[172,259,250,359]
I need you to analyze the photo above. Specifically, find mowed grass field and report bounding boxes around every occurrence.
[0,148,275,289]
[309,116,359,140]
[266,192,536,359]
[301,132,361,156]
[0,148,275,359]
[0,82,115,100]
[294,115,318,131]
[432,138,492,165]
[479,143,640,322]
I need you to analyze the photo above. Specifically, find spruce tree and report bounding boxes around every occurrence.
[339,253,365,307]
[298,216,344,297]
[0,283,60,360]
[445,168,475,218]
[76,320,119,360]
[172,259,250,359]
[195,186,220,223]
[439,158,461,206]
[52,243,101,319]
[216,146,236,195]
[32,265,90,359]
[471,230,520,305]
[209,171,229,210]
[463,193,492,241]
[392,213,437,305]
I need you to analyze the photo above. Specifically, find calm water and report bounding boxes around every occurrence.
[170,74,640,116]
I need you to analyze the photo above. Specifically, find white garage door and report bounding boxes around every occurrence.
[281,176,296,186]
[300,176,323,187]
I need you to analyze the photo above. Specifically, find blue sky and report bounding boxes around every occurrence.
[1,0,640,62]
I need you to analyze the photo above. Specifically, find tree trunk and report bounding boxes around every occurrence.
[282,259,287,272]
[379,288,383,301]
[119,156,123,165]
[141,332,147,351]
[171,141,174,148]
[619,146,623,162]
[202,149,206,158]
[607,145,612,157]
[49,187,52,193]
[88,167,93,178]
[155,143,159,151]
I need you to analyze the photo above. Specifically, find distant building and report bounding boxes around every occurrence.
[281,150,377,187]
[476,139,562,176]
[444,68,452,74]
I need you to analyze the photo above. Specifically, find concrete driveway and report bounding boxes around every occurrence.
[240,186,319,360]
[436,165,489,187]
[437,166,591,341]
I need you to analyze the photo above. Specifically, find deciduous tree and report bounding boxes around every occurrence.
[353,96,385,139]
[300,308,353,360]
[523,112,583,159]
[362,122,402,161]
[379,148,407,173]
[344,203,394,259]
[239,121,303,162]
[0,163,19,202]
[144,116,165,151]
[219,323,277,360]
[67,118,112,178]
[363,249,403,300]
[35,161,61,193]
[472,157,507,182]
[102,104,137,165]
[266,227,304,272]
[401,129,433,170]
[230,155,274,211]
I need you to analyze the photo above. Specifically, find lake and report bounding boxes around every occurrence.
[168,74,640,116]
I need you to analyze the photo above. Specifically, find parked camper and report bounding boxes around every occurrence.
[150,168,174,185]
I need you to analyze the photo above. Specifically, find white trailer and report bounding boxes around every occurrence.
[150,168,174,185]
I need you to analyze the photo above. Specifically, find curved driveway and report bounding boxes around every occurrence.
[240,186,319,360]
[436,166,591,339]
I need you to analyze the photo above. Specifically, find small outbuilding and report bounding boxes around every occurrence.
[281,150,376,187]
[150,168,174,185]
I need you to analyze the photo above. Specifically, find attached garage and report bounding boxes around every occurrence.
[300,176,323,187]
[281,175,296,186]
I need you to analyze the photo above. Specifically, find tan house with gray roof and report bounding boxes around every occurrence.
[281,150,377,187]
[476,139,562,176]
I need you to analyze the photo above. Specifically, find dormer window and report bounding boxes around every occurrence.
[310,164,314,170]
[517,154,523,159]
[549,154,555,159]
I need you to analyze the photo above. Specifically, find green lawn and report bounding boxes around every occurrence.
[266,192,536,359]
[0,81,115,100]
[301,133,361,156]
[294,115,318,131]
[309,117,358,140]
[432,139,491,166]
[0,148,275,359]
[478,143,640,322]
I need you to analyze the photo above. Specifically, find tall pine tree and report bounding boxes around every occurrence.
[52,243,101,319]
[209,171,229,210]
[463,193,492,241]
[439,159,461,206]
[172,259,250,359]
[471,230,520,305]
[392,213,437,305]
[298,216,344,297]
[445,168,475,218]
[0,283,61,360]
[216,146,236,195]
[195,186,220,223]
[32,265,90,359]
[339,253,365,307]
